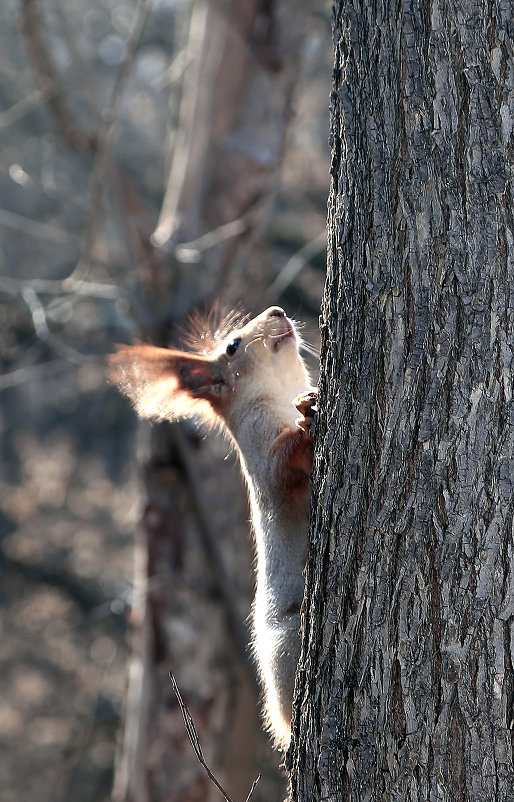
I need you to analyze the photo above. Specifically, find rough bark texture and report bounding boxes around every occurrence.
[289,1,514,800]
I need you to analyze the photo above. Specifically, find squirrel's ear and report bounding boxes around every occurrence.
[107,345,227,424]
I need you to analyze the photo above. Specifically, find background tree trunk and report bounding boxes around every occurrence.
[289,1,514,800]
[113,2,316,801]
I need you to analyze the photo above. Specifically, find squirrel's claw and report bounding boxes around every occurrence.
[294,389,318,433]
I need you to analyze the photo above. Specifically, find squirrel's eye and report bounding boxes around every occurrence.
[226,337,242,357]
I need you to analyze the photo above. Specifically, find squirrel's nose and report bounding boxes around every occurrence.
[266,307,286,319]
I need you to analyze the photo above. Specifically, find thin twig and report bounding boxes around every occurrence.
[0,359,79,392]
[21,287,50,340]
[243,774,262,802]
[0,84,54,130]
[152,46,190,90]
[265,229,327,301]
[172,203,266,263]
[169,672,261,802]
[0,276,120,300]
[0,207,79,245]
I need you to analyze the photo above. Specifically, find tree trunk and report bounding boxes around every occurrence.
[289,1,513,800]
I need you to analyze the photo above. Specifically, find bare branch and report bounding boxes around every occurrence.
[16,0,164,299]
[65,0,154,287]
[152,46,190,91]
[21,286,50,340]
[151,0,212,247]
[0,276,121,300]
[243,774,262,802]
[172,202,266,263]
[19,0,96,153]
[169,672,261,802]
[0,207,79,245]
[265,229,327,301]
[0,359,74,392]
[0,84,54,130]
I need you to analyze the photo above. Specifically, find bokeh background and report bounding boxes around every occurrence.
[0,1,331,799]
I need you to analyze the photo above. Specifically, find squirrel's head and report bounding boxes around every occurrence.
[108,307,310,430]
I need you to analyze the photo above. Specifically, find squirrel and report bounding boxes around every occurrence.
[108,306,317,750]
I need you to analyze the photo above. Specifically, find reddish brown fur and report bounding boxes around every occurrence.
[270,427,313,506]
[108,344,227,427]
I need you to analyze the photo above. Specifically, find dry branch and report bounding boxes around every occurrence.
[169,672,261,802]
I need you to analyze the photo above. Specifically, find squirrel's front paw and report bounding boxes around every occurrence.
[294,390,318,434]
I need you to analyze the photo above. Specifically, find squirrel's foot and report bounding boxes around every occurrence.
[294,390,318,434]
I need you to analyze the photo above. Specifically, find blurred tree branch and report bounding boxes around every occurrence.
[150,0,313,314]
[16,0,164,330]
[65,0,154,286]
[19,0,96,153]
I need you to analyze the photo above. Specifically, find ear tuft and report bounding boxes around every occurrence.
[179,303,249,355]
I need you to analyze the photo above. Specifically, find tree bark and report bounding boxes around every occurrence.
[289,1,514,800]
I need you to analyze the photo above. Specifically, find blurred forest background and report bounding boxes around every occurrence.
[0,0,331,800]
